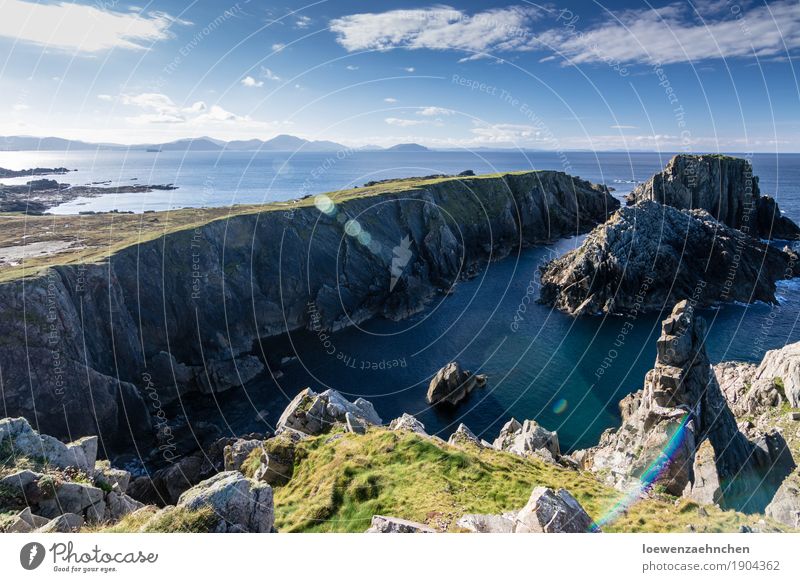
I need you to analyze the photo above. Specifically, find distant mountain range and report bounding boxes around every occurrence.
[0,134,431,153]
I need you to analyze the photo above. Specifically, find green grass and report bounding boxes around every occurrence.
[100,506,219,533]
[272,428,787,533]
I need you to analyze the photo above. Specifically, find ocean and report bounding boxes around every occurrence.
[3,149,799,450]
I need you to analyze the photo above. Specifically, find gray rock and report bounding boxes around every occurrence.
[276,388,382,436]
[256,435,296,486]
[426,362,483,406]
[766,475,800,529]
[456,513,515,533]
[199,355,265,394]
[514,487,598,533]
[447,423,482,447]
[223,439,264,472]
[539,201,799,316]
[94,465,131,495]
[177,471,274,533]
[103,491,144,522]
[388,413,427,435]
[0,417,97,473]
[628,154,800,240]
[493,418,560,460]
[0,469,40,492]
[366,515,436,533]
[345,412,367,435]
[686,440,724,506]
[35,513,84,533]
[753,342,800,407]
[37,481,106,523]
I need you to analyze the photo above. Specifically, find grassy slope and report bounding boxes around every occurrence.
[272,429,785,533]
[0,171,532,283]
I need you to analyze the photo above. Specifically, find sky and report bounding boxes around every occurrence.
[1,0,799,151]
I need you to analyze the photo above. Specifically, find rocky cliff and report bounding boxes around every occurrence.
[627,154,800,240]
[538,200,799,316]
[0,171,617,451]
[576,301,794,513]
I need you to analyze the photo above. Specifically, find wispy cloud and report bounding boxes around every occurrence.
[272,43,286,52]
[539,0,800,65]
[260,67,281,81]
[111,92,253,128]
[403,67,415,72]
[610,124,638,130]
[417,106,454,116]
[346,65,359,70]
[241,76,264,88]
[294,15,312,29]
[0,0,183,52]
[385,117,425,127]
[384,97,398,103]
[330,6,541,55]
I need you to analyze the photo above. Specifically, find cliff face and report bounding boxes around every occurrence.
[538,201,800,316]
[576,301,794,513]
[628,154,800,240]
[0,171,617,449]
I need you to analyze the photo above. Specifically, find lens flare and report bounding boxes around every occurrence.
[592,414,691,529]
[552,398,568,414]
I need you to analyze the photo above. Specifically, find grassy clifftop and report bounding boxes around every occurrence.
[0,171,533,283]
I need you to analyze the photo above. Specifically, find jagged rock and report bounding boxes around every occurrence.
[685,440,723,506]
[426,362,485,405]
[493,418,560,460]
[515,487,598,533]
[5,507,49,532]
[276,388,382,436]
[539,201,800,315]
[256,435,296,486]
[365,515,436,533]
[0,469,39,491]
[94,463,131,495]
[456,513,516,533]
[388,413,427,435]
[104,491,144,522]
[35,513,83,533]
[627,154,800,240]
[37,481,106,523]
[223,439,264,472]
[345,412,367,435]
[177,471,274,533]
[753,342,800,407]
[579,301,792,512]
[766,474,800,528]
[0,417,98,473]
[447,423,482,447]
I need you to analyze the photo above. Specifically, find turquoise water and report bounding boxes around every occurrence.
[4,149,798,450]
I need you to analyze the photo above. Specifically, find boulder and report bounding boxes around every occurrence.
[345,412,367,435]
[256,435,296,486]
[426,362,485,406]
[94,464,131,495]
[103,492,144,522]
[685,440,723,506]
[388,413,427,435]
[366,515,436,533]
[35,513,83,533]
[765,474,800,529]
[515,487,598,533]
[37,481,106,524]
[493,418,560,460]
[753,342,800,407]
[5,508,49,533]
[276,388,382,436]
[177,471,274,533]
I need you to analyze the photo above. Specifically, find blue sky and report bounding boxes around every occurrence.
[1,0,799,151]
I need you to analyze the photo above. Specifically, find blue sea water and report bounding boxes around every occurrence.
[3,149,799,450]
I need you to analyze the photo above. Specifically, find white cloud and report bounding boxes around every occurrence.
[241,76,264,88]
[404,67,415,72]
[272,43,286,52]
[260,67,281,81]
[346,65,359,70]
[539,0,800,65]
[384,97,398,103]
[12,104,29,112]
[330,6,541,55]
[97,94,114,101]
[294,15,312,29]
[385,117,425,127]
[0,0,183,53]
[610,125,638,130]
[417,106,454,116]
[471,122,543,143]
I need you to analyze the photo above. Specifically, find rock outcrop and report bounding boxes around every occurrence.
[0,417,143,528]
[492,418,560,462]
[457,486,598,533]
[627,154,800,240]
[276,388,382,436]
[765,473,800,529]
[176,471,274,533]
[365,515,436,533]
[426,361,487,406]
[388,413,428,435]
[576,301,794,513]
[0,171,616,449]
[753,343,800,407]
[539,201,799,315]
